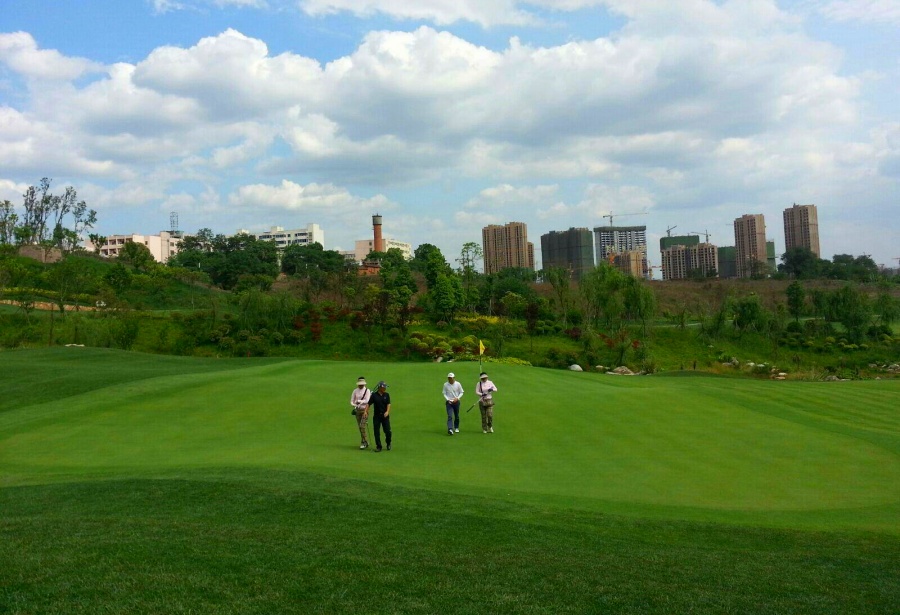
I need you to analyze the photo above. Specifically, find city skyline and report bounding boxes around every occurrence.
[2,1,898,269]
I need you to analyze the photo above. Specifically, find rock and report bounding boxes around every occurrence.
[824,375,840,381]
[568,364,583,371]
[611,366,634,376]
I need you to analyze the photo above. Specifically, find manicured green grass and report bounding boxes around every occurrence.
[1,348,898,613]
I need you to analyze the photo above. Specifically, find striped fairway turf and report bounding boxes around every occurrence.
[2,348,899,613]
[2,348,898,532]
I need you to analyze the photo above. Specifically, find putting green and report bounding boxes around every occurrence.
[2,356,899,530]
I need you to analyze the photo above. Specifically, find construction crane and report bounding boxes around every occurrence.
[665,225,677,237]
[690,230,712,243]
[602,211,648,226]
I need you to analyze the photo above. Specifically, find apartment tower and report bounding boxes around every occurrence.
[540,228,594,281]
[482,222,535,275]
[734,214,767,278]
[783,203,820,257]
[593,225,649,278]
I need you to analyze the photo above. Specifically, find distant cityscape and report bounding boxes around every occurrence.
[87,202,881,280]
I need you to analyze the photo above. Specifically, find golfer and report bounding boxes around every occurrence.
[475,372,498,433]
[350,376,371,449]
[443,372,464,435]
[367,381,392,452]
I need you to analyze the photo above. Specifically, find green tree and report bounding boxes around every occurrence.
[874,280,898,326]
[786,281,806,321]
[829,285,871,342]
[622,276,657,335]
[779,247,821,279]
[543,266,573,327]
[429,272,462,322]
[0,200,17,245]
[281,242,347,301]
[580,263,626,330]
[119,241,156,272]
[457,242,483,314]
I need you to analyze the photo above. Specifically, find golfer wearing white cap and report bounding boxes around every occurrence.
[442,372,464,435]
[476,372,498,433]
[350,376,371,449]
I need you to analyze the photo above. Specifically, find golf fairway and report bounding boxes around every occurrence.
[2,348,898,532]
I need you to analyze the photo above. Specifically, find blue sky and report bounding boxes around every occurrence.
[2,0,898,270]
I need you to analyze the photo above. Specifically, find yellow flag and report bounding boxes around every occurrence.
[479,340,485,355]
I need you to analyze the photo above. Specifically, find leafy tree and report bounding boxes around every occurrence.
[786,281,805,321]
[732,294,767,335]
[119,241,156,272]
[622,276,656,335]
[829,285,871,343]
[874,280,898,326]
[779,247,821,279]
[281,242,347,301]
[429,272,462,322]
[580,263,626,330]
[14,179,96,251]
[104,263,132,294]
[456,242,483,313]
[0,200,17,245]
[827,254,879,283]
[544,266,573,327]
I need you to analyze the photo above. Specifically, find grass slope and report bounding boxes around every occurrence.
[1,348,899,613]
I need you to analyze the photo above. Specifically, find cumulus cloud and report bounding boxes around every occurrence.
[1,0,897,262]
[228,179,391,213]
[818,0,900,25]
[0,31,101,81]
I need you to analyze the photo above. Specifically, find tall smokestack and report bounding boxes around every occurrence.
[373,214,384,253]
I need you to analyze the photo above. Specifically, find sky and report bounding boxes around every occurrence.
[1,0,898,272]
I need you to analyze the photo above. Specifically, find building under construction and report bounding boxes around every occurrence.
[540,228,594,280]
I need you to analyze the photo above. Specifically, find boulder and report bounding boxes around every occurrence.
[611,366,634,376]
[568,364,583,372]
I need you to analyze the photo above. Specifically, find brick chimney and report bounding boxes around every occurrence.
[373,214,384,253]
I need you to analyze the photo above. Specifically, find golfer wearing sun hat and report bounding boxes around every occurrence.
[442,372,464,435]
[367,381,392,452]
[350,376,371,449]
[475,372,498,433]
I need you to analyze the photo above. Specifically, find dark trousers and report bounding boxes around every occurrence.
[446,401,460,430]
[373,414,391,449]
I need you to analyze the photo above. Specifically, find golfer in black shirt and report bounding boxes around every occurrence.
[368,381,392,452]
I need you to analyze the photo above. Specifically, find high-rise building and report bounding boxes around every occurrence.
[766,240,777,273]
[593,225,648,278]
[611,250,645,278]
[659,235,700,280]
[540,228,594,280]
[660,242,719,280]
[482,222,535,274]
[733,214,767,278]
[717,246,737,278]
[783,203,820,257]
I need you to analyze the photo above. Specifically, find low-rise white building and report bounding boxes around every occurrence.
[254,224,324,248]
[354,238,412,262]
[90,231,183,263]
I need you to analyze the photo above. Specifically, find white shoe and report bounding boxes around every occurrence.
[489,427,494,433]
[454,428,460,433]
[483,430,487,434]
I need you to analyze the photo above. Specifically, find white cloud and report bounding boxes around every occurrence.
[228,179,391,213]
[464,184,559,209]
[0,32,101,81]
[300,0,540,26]
[818,0,900,25]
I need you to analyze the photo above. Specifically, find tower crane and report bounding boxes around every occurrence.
[665,225,677,237]
[689,230,712,243]
[602,211,648,226]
